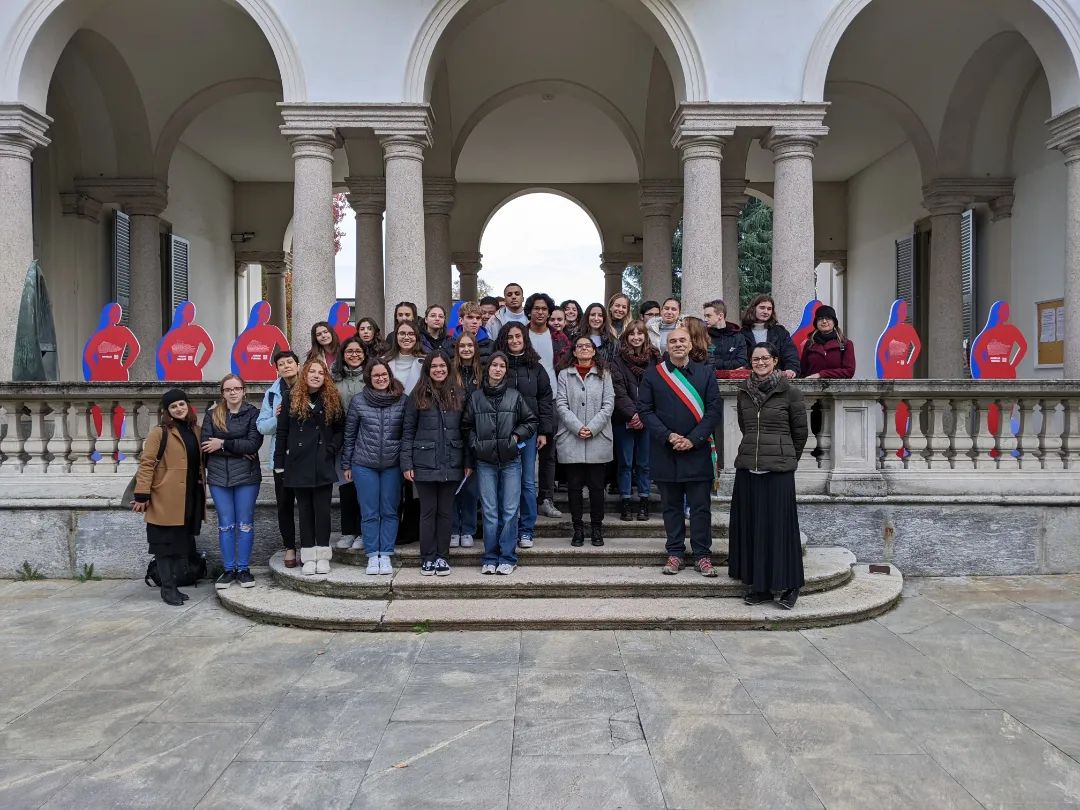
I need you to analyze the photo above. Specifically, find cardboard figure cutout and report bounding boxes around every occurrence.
[156,300,214,381]
[970,300,1028,379]
[232,301,290,381]
[876,299,922,380]
[329,301,355,344]
[82,302,140,382]
[792,299,824,357]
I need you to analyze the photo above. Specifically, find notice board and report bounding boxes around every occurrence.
[1036,298,1065,367]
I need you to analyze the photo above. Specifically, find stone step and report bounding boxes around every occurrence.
[270,547,853,600]
[217,565,903,631]
[531,515,729,539]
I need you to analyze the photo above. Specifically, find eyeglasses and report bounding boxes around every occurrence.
[751,358,774,365]
[343,349,364,355]
[222,386,244,393]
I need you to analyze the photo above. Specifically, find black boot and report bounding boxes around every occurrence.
[156,557,184,606]
[636,498,649,521]
[571,522,585,547]
[171,555,190,601]
[779,589,799,610]
[591,523,604,547]
[620,499,634,522]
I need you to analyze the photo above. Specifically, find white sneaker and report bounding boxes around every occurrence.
[366,555,380,575]
[481,563,496,575]
[496,563,516,575]
[351,537,364,550]
[335,535,354,549]
[315,558,330,575]
[518,535,533,549]
[300,547,317,576]
[539,499,563,518]
[450,534,461,547]
[460,534,474,548]
[379,556,394,575]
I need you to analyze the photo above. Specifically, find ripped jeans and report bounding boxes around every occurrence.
[209,484,260,572]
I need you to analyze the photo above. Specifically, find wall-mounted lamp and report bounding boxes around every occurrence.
[231,232,256,244]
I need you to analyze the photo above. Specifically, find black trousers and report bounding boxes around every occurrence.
[339,481,361,536]
[565,463,606,526]
[538,440,557,503]
[274,471,297,550]
[295,484,333,548]
[415,481,456,562]
[659,480,712,559]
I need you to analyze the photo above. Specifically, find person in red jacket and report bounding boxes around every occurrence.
[799,306,856,379]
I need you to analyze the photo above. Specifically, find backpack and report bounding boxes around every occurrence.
[145,550,208,588]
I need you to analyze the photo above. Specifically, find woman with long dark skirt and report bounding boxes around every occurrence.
[333,337,367,551]
[132,389,205,606]
[728,342,808,609]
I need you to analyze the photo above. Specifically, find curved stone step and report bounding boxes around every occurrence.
[271,547,853,600]
[218,565,902,631]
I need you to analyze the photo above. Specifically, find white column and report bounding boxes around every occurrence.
[453,251,482,302]
[424,178,455,310]
[287,133,338,356]
[922,185,967,378]
[1049,111,1080,378]
[675,136,726,314]
[764,129,825,331]
[638,181,681,303]
[721,180,748,313]
[0,105,50,380]
[346,176,385,323]
[381,135,428,327]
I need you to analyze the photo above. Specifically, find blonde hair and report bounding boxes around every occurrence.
[212,374,244,431]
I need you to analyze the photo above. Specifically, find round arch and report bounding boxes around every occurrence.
[2,0,306,110]
[403,0,706,103]
[479,188,605,247]
[803,0,1080,114]
[451,80,645,178]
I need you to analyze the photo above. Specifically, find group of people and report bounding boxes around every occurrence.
[132,282,856,611]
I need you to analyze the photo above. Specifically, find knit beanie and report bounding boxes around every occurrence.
[814,305,838,326]
[160,388,189,411]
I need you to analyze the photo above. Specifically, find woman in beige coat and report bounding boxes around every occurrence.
[132,388,205,605]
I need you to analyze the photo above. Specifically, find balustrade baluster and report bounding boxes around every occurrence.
[21,400,51,472]
[804,395,821,468]
[925,399,951,468]
[880,397,905,470]
[905,398,929,470]
[996,399,1020,471]
[951,398,976,470]
[1040,398,1066,471]
[0,403,23,473]
[972,398,998,470]
[1065,398,1080,470]
[67,402,95,473]
[816,395,833,470]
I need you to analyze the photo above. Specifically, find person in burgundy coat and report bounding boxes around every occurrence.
[799,306,856,379]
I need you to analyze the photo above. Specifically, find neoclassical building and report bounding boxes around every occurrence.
[3,0,1080,382]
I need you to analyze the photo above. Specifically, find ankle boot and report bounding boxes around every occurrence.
[156,557,184,606]
[571,522,585,547]
[171,555,190,601]
[636,498,650,521]
[620,498,634,522]
[590,523,604,547]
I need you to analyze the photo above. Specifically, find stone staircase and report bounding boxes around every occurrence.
[218,494,902,631]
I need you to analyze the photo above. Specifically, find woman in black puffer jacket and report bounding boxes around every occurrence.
[463,352,538,575]
[401,352,467,576]
[202,374,263,589]
[728,342,808,610]
[494,322,553,549]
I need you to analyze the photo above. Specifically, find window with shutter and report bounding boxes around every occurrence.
[111,211,132,326]
[960,209,975,377]
[168,235,190,312]
[895,234,915,313]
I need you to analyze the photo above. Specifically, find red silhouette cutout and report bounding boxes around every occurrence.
[792,300,823,357]
[970,301,1028,380]
[876,299,922,380]
[82,303,140,382]
[232,301,290,381]
[157,301,214,381]
[329,301,354,344]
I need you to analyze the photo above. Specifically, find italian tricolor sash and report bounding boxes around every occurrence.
[655,361,719,486]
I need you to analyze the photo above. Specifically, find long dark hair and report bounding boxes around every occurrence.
[493,322,540,368]
[450,332,482,389]
[580,302,615,342]
[571,334,609,373]
[742,294,779,330]
[560,299,582,334]
[333,336,366,379]
[383,319,424,361]
[307,321,340,362]
[363,360,405,396]
[412,352,463,411]
[356,317,383,346]
[619,320,659,363]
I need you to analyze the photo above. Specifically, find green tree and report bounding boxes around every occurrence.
[738,197,773,309]
[622,265,643,310]
[671,222,683,300]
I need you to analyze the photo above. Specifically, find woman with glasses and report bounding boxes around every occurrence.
[202,374,264,589]
[729,342,808,609]
[555,336,615,547]
[382,320,425,395]
[333,337,367,551]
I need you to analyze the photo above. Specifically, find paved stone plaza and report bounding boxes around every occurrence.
[1,574,1080,809]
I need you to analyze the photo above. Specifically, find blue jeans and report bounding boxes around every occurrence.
[353,466,401,556]
[517,434,538,537]
[477,459,521,565]
[613,422,651,499]
[210,483,260,571]
[452,471,478,536]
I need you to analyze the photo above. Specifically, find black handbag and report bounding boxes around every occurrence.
[145,550,208,588]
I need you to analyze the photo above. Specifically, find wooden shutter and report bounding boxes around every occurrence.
[960,209,975,376]
[111,211,132,326]
[168,235,190,311]
[895,234,915,313]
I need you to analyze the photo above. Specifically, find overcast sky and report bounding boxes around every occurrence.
[335,192,605,305]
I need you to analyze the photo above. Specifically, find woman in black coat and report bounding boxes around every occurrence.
[728,342,809,609]
[740,294,800,377]
[202,374,263,589]
[274,358,345,578]
[610,320,659,521]
[402,352,468,576]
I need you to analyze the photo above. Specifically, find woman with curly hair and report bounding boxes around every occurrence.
[273,358,345,577]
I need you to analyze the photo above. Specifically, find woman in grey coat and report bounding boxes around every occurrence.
[342,360,406,576]
[555,336,615,547]
[333,337,367,551]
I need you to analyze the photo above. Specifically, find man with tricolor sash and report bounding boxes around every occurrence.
[638,328,723,577]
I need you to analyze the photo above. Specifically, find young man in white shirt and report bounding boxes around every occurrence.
[524,291,566,518]
[491,282,529,333]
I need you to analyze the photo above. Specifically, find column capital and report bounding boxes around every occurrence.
[75,177,168,216]
[0,104,51,160]
[344,175,386,214]
[639,180,682,217]
[1047,106,1080,162]
[815,249,848,272]
[600,251,640,269]
[990,194,1015,222]
[423,177,456,215]
[280,102,433,145]
[763,128,828,161]
[721,179,749,217]
[674,134,727,162]
[235,249,288,271]
[921,177,1014,215]
[452,251,482,272]
[59,191,103,222]
[380,134,427,163]
[287,133,338,162]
